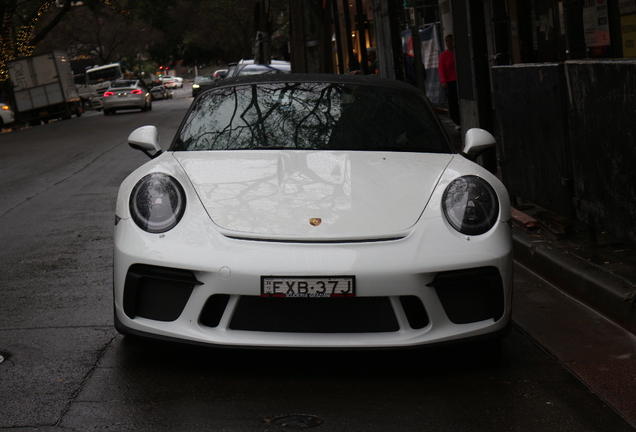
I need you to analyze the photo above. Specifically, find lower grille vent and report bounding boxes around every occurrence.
[399,296,429,329]
[428,266,505,324]
[199,294,230,328]
[229,296,399,333]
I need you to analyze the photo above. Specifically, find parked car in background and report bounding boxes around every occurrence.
[230,59,291,77]
[0,97,15,129]
[213,69,228,80]
[102,79,152,115]
[113,73,513,349]
[191,75,214,97]
[161,76,183,89]
[226,62,238,78]
[150,85,171,100]
[235,62,291,76]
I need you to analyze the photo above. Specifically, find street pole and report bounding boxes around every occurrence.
[408,1,427,94]
[563,0,587,59]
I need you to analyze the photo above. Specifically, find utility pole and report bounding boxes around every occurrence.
[490,0,511,65]
[408,0,427,93]
[289,0,334,73]
[563,0,587,59]
[355,0,369,75]
[254,0,271,64]
[289,0,307,71]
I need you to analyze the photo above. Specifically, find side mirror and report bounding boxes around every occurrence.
[462,128,496,160]
[128,125,162,159]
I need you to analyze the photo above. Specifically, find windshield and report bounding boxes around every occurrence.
[173,82,451,153]
[237,66,290,76]
[194,76,214,84]
[111,80,137,88]
[86,65,123,85]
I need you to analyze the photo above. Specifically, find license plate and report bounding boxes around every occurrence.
[261,276,355,298]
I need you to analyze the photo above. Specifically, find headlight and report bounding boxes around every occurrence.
[442,175,499,235]
[129,173,186,233]
[192,84,200,88]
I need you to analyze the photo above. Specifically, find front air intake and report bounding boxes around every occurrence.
[428,267,505,324]
[123,264,201,321]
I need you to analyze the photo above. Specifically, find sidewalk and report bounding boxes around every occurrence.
[511,200,636,335]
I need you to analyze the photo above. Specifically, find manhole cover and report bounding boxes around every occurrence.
[267,414,324,429]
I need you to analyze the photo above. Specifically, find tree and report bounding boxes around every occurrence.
[37,4,161,70]
[0,0,129,80]
[142,0,289,68]
[0,0,290,82]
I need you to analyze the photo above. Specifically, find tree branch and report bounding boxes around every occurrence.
[31,0,72,46]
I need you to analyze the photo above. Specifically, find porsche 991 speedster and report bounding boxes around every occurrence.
[113,73,513,349]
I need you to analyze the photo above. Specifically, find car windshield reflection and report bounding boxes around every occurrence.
[174,82,450,153]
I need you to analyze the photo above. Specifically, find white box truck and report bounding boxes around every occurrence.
[7,50,83,125]
[74,63,124,110]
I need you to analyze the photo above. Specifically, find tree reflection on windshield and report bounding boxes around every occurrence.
[174,81,450,153]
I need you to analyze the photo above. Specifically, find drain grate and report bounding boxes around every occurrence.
[265,414,324,429]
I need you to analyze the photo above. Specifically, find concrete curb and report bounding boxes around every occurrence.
[512,226,636,335]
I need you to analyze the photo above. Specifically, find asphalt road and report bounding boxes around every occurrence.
[0,86,633,431]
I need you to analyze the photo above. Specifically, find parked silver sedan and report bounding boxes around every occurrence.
[103,80,152,115]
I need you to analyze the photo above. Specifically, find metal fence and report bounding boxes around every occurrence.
[492,60,636,243]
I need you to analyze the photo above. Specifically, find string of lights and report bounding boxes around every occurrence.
[0,0,130,82]
[16,0,56,58]
[0,7,17,82]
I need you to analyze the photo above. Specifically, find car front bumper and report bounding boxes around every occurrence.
[113,213,513,349]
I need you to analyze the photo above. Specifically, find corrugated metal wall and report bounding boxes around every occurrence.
[492,63,574,218]
[492,60,636,243]
[566,60,636,242]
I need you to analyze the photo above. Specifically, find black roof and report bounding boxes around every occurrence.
[211,73,424,95]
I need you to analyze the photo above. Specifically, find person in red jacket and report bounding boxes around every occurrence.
[438,34,460,129]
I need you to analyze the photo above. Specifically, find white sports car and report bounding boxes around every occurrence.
[113,74,513,349]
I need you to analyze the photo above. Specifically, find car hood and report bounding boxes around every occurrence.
[173,151,452,240]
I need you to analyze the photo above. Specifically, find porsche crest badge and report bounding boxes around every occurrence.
[309,218,322,227]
